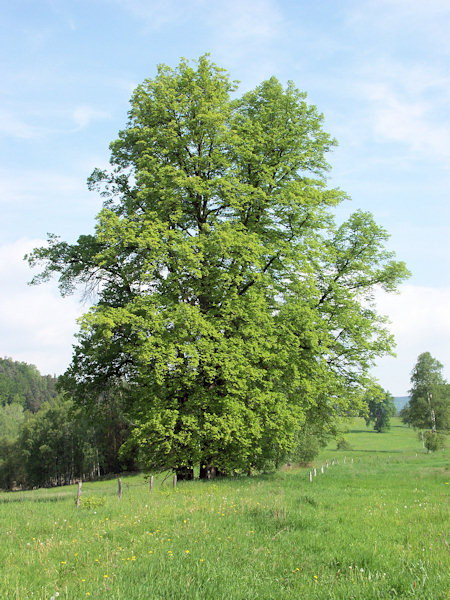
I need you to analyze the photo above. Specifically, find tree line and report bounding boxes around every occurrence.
[0,358,135,490]
[0,357,58,413]
[0,356,400,490]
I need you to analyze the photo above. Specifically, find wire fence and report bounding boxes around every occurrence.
[0,451,428,504]
[0,472,178,504]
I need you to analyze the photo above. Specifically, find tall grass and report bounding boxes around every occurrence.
[0,418,448,599]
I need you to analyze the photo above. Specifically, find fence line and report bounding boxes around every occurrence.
[0,452,433,503]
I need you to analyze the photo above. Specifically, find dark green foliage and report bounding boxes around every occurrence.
[17,394,136,489]
[19,396,86,487]
[423,431,446,452]
[0,403,26,489]
[364,385,396,432]
[336,437,352,450]
[408,352,449,432]
[27,56,409,476]
[399,404,411,426]
[0,357,58,412]
[0,437,25,490]
[290,430,321,463]
[80,388,137,475]
[0,402,25,438]
[0,392,134,492]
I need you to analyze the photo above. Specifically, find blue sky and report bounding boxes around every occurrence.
[1,0,449,394]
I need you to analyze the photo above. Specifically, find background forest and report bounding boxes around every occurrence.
[0,357,136,489]
[1,351,447,491]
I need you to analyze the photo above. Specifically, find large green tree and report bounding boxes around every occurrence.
[27,56,409,477]
[408,352,449,432]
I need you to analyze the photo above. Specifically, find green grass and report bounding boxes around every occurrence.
[327,418,429,454]
[1,419,448,599]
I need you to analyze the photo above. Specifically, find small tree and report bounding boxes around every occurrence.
[290,429,321,464]
[399,404,411,427]
[364,385,396,432]
[408,353,449,432]
[423,431,446,453]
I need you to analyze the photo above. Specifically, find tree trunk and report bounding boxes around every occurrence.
[199,461,217,479]
[175,466,194,481]
[427,392,437,433]
[199,462,228,479]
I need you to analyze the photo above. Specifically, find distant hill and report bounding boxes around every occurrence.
[0,357,58,413]
[394,396,410,414]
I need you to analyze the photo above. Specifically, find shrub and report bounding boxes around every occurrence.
[336,437,352,451]
[424,431,446,453]
[76,495,106,509]
[291,431,320,463]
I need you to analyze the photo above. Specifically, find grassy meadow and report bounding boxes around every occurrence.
[1,418,448,599]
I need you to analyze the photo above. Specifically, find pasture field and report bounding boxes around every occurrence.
[1,418,448,599]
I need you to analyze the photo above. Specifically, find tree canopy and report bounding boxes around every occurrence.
[363,384,396,432]
[0,357,58,413]
[408,352,449,432]
[27,56,410,477]
[0,368,135,490]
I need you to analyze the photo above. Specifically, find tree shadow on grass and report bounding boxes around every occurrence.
[0,494,70,503]
[345,449,403,453]
[350,429,379,434]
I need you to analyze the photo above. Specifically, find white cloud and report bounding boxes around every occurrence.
[0,239,86,375]
[0,102,111,141]
[110,0,203,29]
[211,0,282,44]
[0,169,84,205]
[204,0,285,88]
[0,109,40,139]
[335,2,450,166]
[358,76,450,162]
[72,105,110,129]
[372,285,450,394]
[348,0,450,49]
[111,0,283,80]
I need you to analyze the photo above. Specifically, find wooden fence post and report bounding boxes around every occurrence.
[76,481,82,508]
[309,471,312,482]
[173,474,177,489]
[149,475,154,494]
[118,477,122,499]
